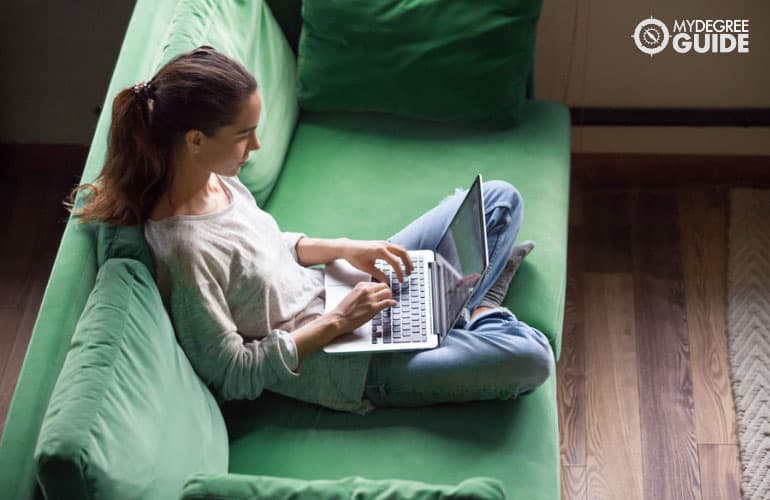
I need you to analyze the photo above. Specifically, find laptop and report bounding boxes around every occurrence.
[323,174,489,353]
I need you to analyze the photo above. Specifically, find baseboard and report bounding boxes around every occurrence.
[572,153,770,187]
[570,108,770,127]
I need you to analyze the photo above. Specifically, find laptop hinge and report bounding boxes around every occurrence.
[428,261,443,337]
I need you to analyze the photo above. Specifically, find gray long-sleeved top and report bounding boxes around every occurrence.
[144,174,373,414]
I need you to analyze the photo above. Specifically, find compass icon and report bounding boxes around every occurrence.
[632,17,670,56]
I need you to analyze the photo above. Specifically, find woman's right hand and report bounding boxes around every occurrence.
[328,282,396,335]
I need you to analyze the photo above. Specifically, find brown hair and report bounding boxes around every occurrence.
[65,46,258,226]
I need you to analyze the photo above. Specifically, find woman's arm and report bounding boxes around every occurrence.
[294,281,395,360]
[290,313,343,366]
[294,236,413,283]
[294,236,352,266]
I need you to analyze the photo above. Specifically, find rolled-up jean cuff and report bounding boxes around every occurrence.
[465,306,514,330]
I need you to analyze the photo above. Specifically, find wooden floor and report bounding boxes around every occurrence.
[0,146,85,437]
[0,148,763,499]
[559,177,746,500]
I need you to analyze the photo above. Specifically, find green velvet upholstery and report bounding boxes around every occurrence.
[96,224,155,272]
[222,379,560,499]
[34,259,228,500]
[181,473,505,500]
[297,0,542,128]
[154,0,300,205]
[0,0,570,499]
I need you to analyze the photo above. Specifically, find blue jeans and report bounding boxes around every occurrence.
[364,181,555,407]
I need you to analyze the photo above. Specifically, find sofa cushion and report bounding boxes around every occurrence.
[96,223,155,272]
[154,0,299,205]
[297,0,543,128]
[34,259,228,500]
[224,379,559,500]
[181,473,505,500]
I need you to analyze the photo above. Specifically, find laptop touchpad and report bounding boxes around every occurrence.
[324,259,371,287]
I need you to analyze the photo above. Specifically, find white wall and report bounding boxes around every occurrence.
[0,1,136,145]
[2,0,768,154]
[536,0,770,154]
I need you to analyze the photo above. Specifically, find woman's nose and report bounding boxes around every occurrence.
[250,130,261,151]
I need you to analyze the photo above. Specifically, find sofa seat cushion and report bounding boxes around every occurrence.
[226,100,569,499]
[223,376,558,500]
[297,0,543,128]
[181,473,505,500]
[266,99,570,356]
[33,259,228,500]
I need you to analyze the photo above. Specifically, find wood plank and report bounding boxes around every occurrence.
[0,306,25,438]
[698,444,741,500]
[0,166,20,251]
[561,466,586,500]
[582,189,633,273]
[0,254,37,309]
[0,309,24,384]
[569,176,584,227]
[678,187,737,445]
[0,172,68,308]
[0,250,55,437]
[584,272,645,500]
[631,190,701,500]
[3,174,47,256]
[559,218,585,464]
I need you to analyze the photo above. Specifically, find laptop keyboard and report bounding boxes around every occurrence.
[371,255,429,344]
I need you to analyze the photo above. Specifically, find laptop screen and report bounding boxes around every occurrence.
[434,175,488,331]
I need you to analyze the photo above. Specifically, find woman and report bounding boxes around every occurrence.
[68,46,554,414]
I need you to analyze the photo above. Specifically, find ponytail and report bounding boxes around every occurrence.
[65,82,172,226]
[65,46,257,226]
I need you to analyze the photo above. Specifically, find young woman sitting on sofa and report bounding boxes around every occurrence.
[67,46,554,415]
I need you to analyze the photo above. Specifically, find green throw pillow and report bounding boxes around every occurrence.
[182,473,506,500]
[297,0,543,128]
[34,259,228,500]
[154,0,299,205]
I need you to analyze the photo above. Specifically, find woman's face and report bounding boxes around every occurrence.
[197,91,262,176]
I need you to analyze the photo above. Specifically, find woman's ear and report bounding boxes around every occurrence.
[184,129,204,154]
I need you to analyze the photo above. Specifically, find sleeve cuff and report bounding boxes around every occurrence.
[276,331,300,373]
[281,232,306,262]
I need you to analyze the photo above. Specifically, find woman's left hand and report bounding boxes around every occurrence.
[342,240,413,284]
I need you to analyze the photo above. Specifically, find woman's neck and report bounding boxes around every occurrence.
[150,154,227,220]
[168,168,214,211]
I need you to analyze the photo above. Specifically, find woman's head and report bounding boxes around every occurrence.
[149,46,258,148]
[67,46,259,225]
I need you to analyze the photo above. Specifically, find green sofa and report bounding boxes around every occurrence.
[0,0,571,498]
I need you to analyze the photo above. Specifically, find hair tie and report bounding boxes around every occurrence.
[132,81,155,100]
